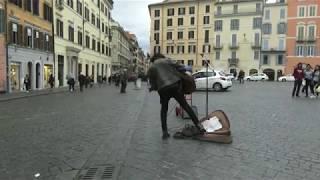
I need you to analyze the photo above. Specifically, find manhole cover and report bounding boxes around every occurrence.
[77,164,116,180]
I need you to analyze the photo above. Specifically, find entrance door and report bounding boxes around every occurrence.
[263,69,275,81]
[28,62,32,89]
[58,55,64,86]
[10,63,20,91]
[101,64,104,77]
[85,64,89,76]
[44,65,53,88]
[36,63,40,89]
[78,63,82,75]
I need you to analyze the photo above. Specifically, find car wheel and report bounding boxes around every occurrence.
[282,79,286,82]
[246,78,250,81]
[213,83,222,91]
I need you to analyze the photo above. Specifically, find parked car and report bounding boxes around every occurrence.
[278,74,295,82]
[192,69,232,91]
[245,73,269,81]
[224,73,235,81]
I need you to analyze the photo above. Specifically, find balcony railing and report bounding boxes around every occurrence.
[228,58,239,67]
[296,36,305,42]
[306,36,316,42]
[261,47,286,53]
[229,43,239,49]
[251,43,261,49]
[213,43,223,50]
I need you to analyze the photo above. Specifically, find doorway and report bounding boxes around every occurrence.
[58,55,64,86]
[36,63,40,89]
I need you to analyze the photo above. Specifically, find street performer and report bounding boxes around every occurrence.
[147,53,205,139]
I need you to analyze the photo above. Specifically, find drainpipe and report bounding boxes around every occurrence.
[51,0,56,86]
[5,0,9,93]
[259,0,265,73]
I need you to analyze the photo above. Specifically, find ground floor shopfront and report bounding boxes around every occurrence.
[8,46,53,92]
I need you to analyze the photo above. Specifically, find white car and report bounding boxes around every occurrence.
[192,69,232,91]
[224,73,235,80]
[278,75,295,82]
[245,73,269,81]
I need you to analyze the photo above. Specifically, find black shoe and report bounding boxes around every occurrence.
[162,133,170,140]
[296,95,300,97]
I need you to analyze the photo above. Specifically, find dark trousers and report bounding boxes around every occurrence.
[79,83,84,92]
[158,82,200,133]
[305,79,314,97]
[120,82,127,93]
[69,83,75,91]
[292,80,302,97]
[239,77,244,84]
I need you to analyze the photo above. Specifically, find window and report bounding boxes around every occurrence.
[91,13,95,25]
[202,45,211,53]
[68,26,74,42]
[167,19,172,26]
[263,39,269,50]
[67,0,73,8]
[178,8,185,15]
[155,10,160,17]
[308,26,315,40]
[279,39,285,50]
[233,4,238,13]
[188,60,193,66]
[101,2,104,12]
[205,5,210,13]
[262,23,272,34]
[203,16,210,24]
[295,45,304,56]
[217,6,222,15]
[253,17,262,29]
[177,60,184,64]
[216,51,220,60]
[254,33,260,45]
[309,6,316,16]
[254,50,259,60]
[232,34,237,46]
[189,7,195,14]
[154,20,160,30]
[188,31,194,39]
[97,41,100,52]
[190,17,195,25]
[298,6,305,17]
[166,32,172,40]
[86,35,90,49]
[154,32,160,42]
[78,31,83,46]
[178,18,183,26]
[214,20,223,31]
[167,8,174,16]
[92,38,96,50]
[166,46,174,54]
[265,9,270,20]
[85,7,90,21]
[188,45,196,53]
[25,27,32,47]
[216,35,220,47]
[307,46,315,56]
[97,18,100,29]
[204,30,209,43]
[44,34,50,51]
[102,23,104,32]
[56,19,63,38]
[256,3,261,12]
[25,0,32,12]
[178,31,183,40]
[230,19,239,30]
[33,0,39,15]
[33,30,40,48]
[77,0,82,15]
[0,9,5,33]
[297,26,305,39]
[277,23,287,34]
[177,46,184,54]
[277,55,283,65]
[43,3,53,22]
[280,8,286,19]
[263,55,269,65]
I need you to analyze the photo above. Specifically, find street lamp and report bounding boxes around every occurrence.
[200,53,209,118]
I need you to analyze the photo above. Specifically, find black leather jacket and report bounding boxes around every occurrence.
[147,58,184,91]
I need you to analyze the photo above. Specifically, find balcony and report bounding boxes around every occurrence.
[306,36,316,42]
[228,58,239,67]
[296,36,305,42]
[213,43,223,50]
[251,43,261,49]
[229,43,239,49]
[55,0,64,10]
[261,47,285,53]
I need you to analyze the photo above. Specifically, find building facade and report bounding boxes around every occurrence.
[53,0,113,87]
[261,0,287,81]
[0,0,6,93]
[286,0,320,74]
[111,20,131,72]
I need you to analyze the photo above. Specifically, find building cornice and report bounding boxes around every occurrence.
[215,0,263,5]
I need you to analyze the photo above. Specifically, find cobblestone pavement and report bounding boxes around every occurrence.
[1,82,320,180]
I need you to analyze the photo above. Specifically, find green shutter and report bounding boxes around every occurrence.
[0,10,4,33]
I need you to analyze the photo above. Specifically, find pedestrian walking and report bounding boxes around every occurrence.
[48,74,54,89]
[67,73,75,92]
[90,75,94,88]
[292,63,304,97]
[24,74,31,92]
[120,69,128,93]
[85,75,89,88]
[147,53,205,140]
[233,70,237,81]
[108,75,112,85]
[312,65,320,97]
[78,72,85,92]
[304,64,315,98]
[238,70,245,84]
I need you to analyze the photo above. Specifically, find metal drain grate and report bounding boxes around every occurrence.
[101,165,115,179]
[77,164,116,180]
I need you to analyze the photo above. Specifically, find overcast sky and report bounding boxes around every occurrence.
[112,0,276,54]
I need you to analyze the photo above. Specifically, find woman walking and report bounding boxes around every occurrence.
[313,65,320,97]
[292,63,304,97]
[304,64,315,98]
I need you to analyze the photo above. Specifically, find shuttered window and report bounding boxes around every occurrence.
[0,9,5,33]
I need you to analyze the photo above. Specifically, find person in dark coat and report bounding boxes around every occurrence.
[147,53,205,139]
[292,63,304,97]
[238,70,245,84]
[85,75,89,88]
[24,74,31,91]
[48,74,54,88]
[120,69,128,93]
[78,72,85,92]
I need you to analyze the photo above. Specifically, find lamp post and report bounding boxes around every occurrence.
[200,53,209,118]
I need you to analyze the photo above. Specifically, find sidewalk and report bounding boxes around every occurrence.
[0,87,69,102]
